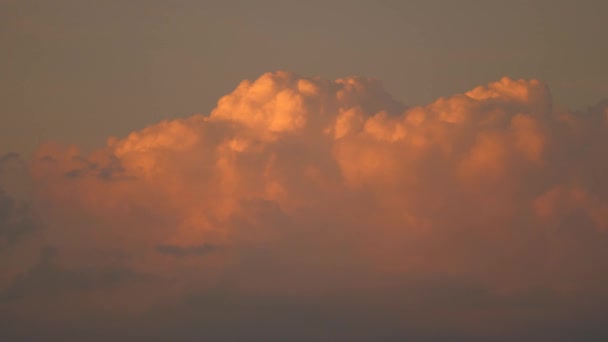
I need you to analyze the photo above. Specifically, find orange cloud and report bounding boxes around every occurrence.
[3,71,608,339]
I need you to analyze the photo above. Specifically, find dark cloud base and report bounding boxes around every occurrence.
[2,283,608,341]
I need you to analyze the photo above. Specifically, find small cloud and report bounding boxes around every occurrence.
[0,152,20,164]
[97,165,136,182]
[155,243,220,257]
[63,169,84,179]
[0,188,37,246]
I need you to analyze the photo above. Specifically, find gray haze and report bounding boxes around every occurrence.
[2,0,607,156]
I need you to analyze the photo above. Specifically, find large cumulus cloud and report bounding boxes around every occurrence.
[2,71,608,340]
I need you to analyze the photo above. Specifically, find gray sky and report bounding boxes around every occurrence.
[1,0,607,156]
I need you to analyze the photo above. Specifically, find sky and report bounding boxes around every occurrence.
[2,0,607,157]
[2,1,608,341]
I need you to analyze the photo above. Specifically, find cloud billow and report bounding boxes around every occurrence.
[3,71,608,340]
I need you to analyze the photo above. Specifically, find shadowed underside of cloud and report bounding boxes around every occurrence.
[155,243,220,257]
[0,153,37,248]
[0,189,36,247]
[2,71,608,340]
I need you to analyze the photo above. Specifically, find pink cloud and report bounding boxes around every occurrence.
[3,71,608,339]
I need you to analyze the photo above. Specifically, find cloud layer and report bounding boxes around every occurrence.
[2,71,608,340]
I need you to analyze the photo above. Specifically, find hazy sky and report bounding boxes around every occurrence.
[2,1,608,341]
[2,0,607,156]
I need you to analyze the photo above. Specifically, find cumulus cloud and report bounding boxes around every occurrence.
[3,71,608,340]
